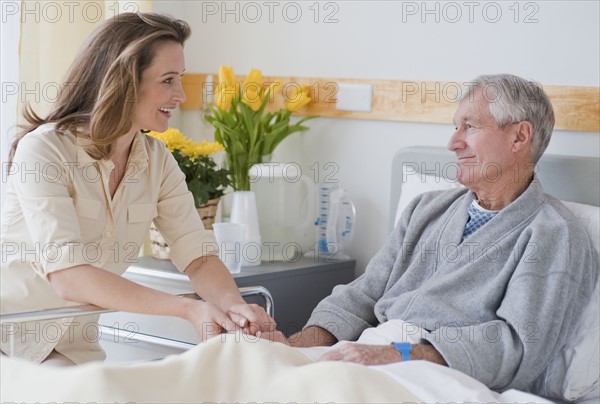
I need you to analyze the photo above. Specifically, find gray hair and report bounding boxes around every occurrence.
[459,74,555,163]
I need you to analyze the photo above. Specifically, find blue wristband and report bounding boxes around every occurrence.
[392,342,412,361]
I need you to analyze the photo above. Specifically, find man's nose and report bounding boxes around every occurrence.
[447,128,463,152]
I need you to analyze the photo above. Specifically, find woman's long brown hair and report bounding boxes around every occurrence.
[10,12,190,163]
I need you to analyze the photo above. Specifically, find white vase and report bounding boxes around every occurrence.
[229,191,262,266]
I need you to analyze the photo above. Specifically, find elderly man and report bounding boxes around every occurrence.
[259,74,598,392]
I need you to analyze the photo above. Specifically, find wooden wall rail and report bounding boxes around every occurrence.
[181,74,600,133]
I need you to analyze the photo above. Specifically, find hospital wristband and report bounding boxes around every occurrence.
[392,342,412,361]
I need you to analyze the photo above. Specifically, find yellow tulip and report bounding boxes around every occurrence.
[219,65,236,86]
[285,84,312,112]
[216,65,238,111]
[242,68,263,89]
[264,79,282,102]
[205,67,318,191]
[242,68,263,111]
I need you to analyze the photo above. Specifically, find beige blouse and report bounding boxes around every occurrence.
[0,124,217,364]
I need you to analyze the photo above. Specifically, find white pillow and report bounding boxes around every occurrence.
[394,171,463,226]
[563,201,600,249]
[532,201,600,402]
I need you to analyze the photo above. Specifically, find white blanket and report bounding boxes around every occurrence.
[1,333,422,404]
[1,321,553,403]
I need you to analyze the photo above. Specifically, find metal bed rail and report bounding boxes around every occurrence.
[0,286,274,332]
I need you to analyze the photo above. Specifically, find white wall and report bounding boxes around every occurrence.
[154,0,600,274]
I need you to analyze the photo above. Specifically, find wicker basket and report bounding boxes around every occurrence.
[150,197,220,260]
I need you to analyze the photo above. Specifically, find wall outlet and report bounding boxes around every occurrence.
[336,83,372,112]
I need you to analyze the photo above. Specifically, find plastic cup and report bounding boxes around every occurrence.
[212,223,246,274]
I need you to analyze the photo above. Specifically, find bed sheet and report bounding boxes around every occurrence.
[300,345,552,403]
[1,330,553,404]
[1,334,419,404]
[299,320,554,404]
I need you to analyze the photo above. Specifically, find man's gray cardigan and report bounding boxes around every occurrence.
[305,178,598,391]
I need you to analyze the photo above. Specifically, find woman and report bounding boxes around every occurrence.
[1,12,273,366]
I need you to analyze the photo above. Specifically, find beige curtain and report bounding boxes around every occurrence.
[18,0,152,124]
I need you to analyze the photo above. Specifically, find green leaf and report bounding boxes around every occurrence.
[204,89,319,191]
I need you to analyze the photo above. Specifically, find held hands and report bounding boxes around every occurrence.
[185,299,237,340]
[185,299,277,341]
[182,255,277,339]
[227,303,277,336]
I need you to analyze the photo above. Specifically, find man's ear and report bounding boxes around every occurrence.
[512,121,533,153]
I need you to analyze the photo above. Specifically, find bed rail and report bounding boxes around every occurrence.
[1,287,274,352]
[0,286,274,325]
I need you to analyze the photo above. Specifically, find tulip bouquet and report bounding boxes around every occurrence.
[147,128,231,207]
[205,65,315,191]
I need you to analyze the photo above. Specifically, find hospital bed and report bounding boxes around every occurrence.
[1,147,598,404]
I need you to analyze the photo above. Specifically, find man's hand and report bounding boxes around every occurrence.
[256,325,340,348]
[319,343,402,365]
[255,330,291,345]
[287,326,338,347]
[319,342,448,366]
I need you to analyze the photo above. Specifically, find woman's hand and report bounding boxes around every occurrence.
[319,343,403,365]
[185,256,276,337]
[226,303,277,336]
[184,298,240,340]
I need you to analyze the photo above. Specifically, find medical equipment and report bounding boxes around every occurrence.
[310,183,356,260]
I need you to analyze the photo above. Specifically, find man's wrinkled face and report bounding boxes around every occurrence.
[447,89,518,191]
